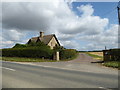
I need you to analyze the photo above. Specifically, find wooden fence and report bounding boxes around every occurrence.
[103,49,120,61]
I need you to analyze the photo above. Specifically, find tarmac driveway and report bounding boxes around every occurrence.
[68,53,101,63]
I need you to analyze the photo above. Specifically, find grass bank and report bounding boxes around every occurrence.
[103,61,120,69]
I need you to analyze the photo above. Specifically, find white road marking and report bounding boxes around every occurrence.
[99,87,105,89]
[2,67,16,71]
[98,87,112,90]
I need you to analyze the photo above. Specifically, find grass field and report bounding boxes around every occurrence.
[86,52,103,60]
[88,52,103,57]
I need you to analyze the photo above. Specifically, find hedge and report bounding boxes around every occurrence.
[2,42,78,60]
[2,48,78,60]
[2,47,53,59]
[60,49,78,60]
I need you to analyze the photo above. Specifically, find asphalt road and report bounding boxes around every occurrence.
[2,61,118,89]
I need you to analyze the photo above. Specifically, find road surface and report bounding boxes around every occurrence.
[2,53,119,89]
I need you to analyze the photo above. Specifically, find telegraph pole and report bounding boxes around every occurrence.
[118,1,120,25]
[118,1,120,48]
[105,46,107,50]
[117,7,120,25]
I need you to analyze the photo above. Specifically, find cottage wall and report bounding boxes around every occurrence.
[48,37,58,49]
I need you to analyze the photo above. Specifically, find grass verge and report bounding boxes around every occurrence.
[103,61,120,69]
[85,52,103,60]
[2,57,57,62]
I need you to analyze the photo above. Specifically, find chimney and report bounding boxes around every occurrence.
[40,32,44,37]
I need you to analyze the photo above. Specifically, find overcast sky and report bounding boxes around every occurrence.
[1,0,119,51]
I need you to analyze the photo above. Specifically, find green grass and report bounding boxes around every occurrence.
[103,61,120,69]
[2,57,57,62]
[85,52,103,60]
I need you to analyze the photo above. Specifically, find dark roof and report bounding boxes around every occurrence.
[27,34,60,46]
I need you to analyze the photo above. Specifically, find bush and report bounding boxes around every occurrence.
[60,49,78,60]
[3,42,78,60]
[2,46,53,59]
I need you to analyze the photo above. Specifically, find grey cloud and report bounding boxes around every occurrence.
[2,3,54,31]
